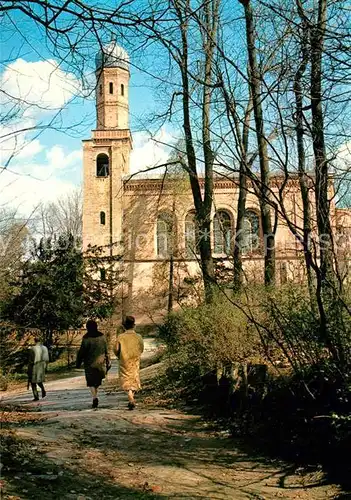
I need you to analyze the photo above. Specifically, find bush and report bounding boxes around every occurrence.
[239,361,351,488]
[0,324,32,374]
[159,285,351,486]
[159,295,262,383]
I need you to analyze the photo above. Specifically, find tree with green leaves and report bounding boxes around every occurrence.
[2,234,121,348]
[83,243,123,320]
[3,234,84,346]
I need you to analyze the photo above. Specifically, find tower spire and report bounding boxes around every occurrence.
[95,41,130,130]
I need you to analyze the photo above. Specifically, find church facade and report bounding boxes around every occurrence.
[82,43,351,316]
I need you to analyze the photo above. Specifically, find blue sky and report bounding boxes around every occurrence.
[1,4,349,215]
[0,9,176,215]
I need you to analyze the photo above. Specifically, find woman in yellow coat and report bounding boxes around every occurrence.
[115,316,144,410]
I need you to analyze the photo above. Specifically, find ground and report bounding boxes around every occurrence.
[0,340,345,500]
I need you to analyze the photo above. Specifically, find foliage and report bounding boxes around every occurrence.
[1,236,122,347]
[256,284,351,375]
[159,284,351,485]
[159,295,262,382]
[248,285,351,482]
[0,208,29,303]
[2,235,84,342]
[239,362,351,489]
[0,323,34,376]
[83,243,122,320]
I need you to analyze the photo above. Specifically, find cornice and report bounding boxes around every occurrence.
[123,176,303,192]
[92,129,131,140]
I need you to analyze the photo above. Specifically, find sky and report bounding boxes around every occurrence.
[0,8,177,217]
[1,4,350,217]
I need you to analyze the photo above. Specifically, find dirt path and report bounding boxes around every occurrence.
[0,342,343,500]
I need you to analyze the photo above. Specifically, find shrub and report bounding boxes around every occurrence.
[159,295,262,383]
[254,283,351,375]
[159,284,351,486]
[0,323,33,374]
[240,361,351,488]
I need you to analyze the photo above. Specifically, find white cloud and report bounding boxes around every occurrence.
[0,58,82,168]
[130,128,177,174]
[0,170,77,216]
[0,144,82,216]
[331,140,351,176]
[337,141,351,165]
[46,146,82,171]
[1,59,80,117]
[0,117,37,166]
[16,139,43,160]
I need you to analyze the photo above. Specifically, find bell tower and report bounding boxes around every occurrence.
[95,43,130,130]
[82,42,132,255]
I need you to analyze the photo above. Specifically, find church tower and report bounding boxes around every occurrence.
[82,42,132,256]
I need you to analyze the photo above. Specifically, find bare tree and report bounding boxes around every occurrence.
[135,0,222,301]
[238,0,276,286]
[0,0,155,168]
[0,208,29,301]
[33,188,82,242]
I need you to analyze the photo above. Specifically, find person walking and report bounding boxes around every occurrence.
[28,337,49,401]
[115,316,144,410]
[76,319,110,409]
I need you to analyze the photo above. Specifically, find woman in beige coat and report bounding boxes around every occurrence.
[115,316,144,410]
[28,338,49,401]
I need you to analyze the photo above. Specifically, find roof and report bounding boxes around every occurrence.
[95,41,129,71]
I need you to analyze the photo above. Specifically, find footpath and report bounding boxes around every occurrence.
[0,339,343,500]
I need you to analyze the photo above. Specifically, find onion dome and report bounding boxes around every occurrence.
[95,41,129,71]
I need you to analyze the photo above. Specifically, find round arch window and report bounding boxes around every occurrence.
[156,213,175,257]
[96,153,109,177]
[185,210,199,258]
[242,209,260,253]
[213,210,232,254]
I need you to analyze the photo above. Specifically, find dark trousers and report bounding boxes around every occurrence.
[31,382,46,400]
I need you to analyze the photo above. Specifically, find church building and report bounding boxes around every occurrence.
[82,42,351,316]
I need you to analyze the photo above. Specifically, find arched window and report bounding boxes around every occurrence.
[96,153,109,177]
[185,210,199,258]
[157,213,174,257]
[242,209,260,253]
[213,210,232,254]
[109,82,113,94]
[100,268,106,280]
[121,84,124,96]
[100,211,106,225]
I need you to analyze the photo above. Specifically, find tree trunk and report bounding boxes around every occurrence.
[233,163,247,293]
[201,0,220,302]
[181,58,215,303]
[240,0,275,286]
[310,0,334,289]
[293,21,316,309]
[176,0,217,302]
[168,254,174,313]
[309,0,346,364]
[233,98,252,292]
[168,199,176,313]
